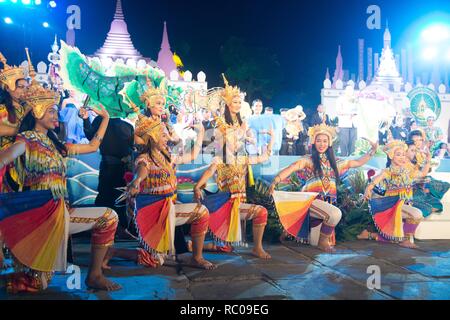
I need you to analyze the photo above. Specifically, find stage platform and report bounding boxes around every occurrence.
[1,239,450,300]
[67,155,450,240]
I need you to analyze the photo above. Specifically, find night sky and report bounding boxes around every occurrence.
[1,0,449,112]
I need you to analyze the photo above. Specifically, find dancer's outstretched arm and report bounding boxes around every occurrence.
[127,162,149,197]
[0,142,26,170]
[67,105,109,155]
[269,158,308,195]
[348,138,378,168]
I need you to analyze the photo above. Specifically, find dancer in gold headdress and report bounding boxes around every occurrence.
[269,124,378,253]
[193,75,274,259]
[0,77,121,293]
[358,140,431,248]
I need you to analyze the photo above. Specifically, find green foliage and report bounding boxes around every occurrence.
[336,169,375,241]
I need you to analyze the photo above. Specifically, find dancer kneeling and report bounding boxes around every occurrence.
[103,106,216,270]
[0,82,120,292]
[269,124,378,253]
[358,140,431,249]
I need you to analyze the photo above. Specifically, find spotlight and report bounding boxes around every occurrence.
[22,0,31,5]
[49,0,56,8]
[35,0,41,4]
[4,17,13,24]
[422,47,438,61]
[42,21,49,28]
[421,24,450,43]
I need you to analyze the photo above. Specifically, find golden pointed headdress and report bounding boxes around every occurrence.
[25,48,37,83]
[140,76,168,106]
[383,140,408,160]
[221,74,241,106]
[22,83,60,120]
[0,51,26,91]
[308,123,337,147]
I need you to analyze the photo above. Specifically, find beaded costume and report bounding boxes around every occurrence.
[0,80,118,293]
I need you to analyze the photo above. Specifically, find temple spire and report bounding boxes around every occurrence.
[157,21,177,77]
[95,0,143,61]
[384,21,391,49]
[114,0,125,20]
[333,45,344,86]
[161,21,170,50]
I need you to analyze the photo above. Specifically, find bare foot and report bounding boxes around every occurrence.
[252,248,271,259]
[357,230,370,240]
[187,240,193,253]
[190,257,217,270]
[102,247,115,270]
[399,241,419,249]
[85,274,122,292]
[318,242,337,253]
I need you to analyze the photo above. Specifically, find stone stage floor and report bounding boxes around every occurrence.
[1,238,450,300]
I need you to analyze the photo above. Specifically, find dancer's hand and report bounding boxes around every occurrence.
[363,189,372,201]
[362,137,378,155]
[127,178,141,197]
[92,104,110,119]
[193,187,204,203]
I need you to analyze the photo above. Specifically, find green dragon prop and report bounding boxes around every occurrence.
[58,40,183,118]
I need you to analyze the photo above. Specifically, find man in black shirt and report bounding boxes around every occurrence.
[80,108,136,240]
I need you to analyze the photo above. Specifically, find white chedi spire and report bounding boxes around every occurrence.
[94,0,143,61]
[374,23,403,87]
[384,21,391,49]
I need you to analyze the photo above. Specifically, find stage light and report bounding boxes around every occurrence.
[10,0,18,3]
[21,0,31,5]
[49,0,56,8]
[422,47,438,61]
[35,0,41,5]
[421,24,450,43]
[4,17,13,24]
[42,21,49,28]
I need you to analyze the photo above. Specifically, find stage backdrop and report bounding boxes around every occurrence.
[67,153,450,206]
